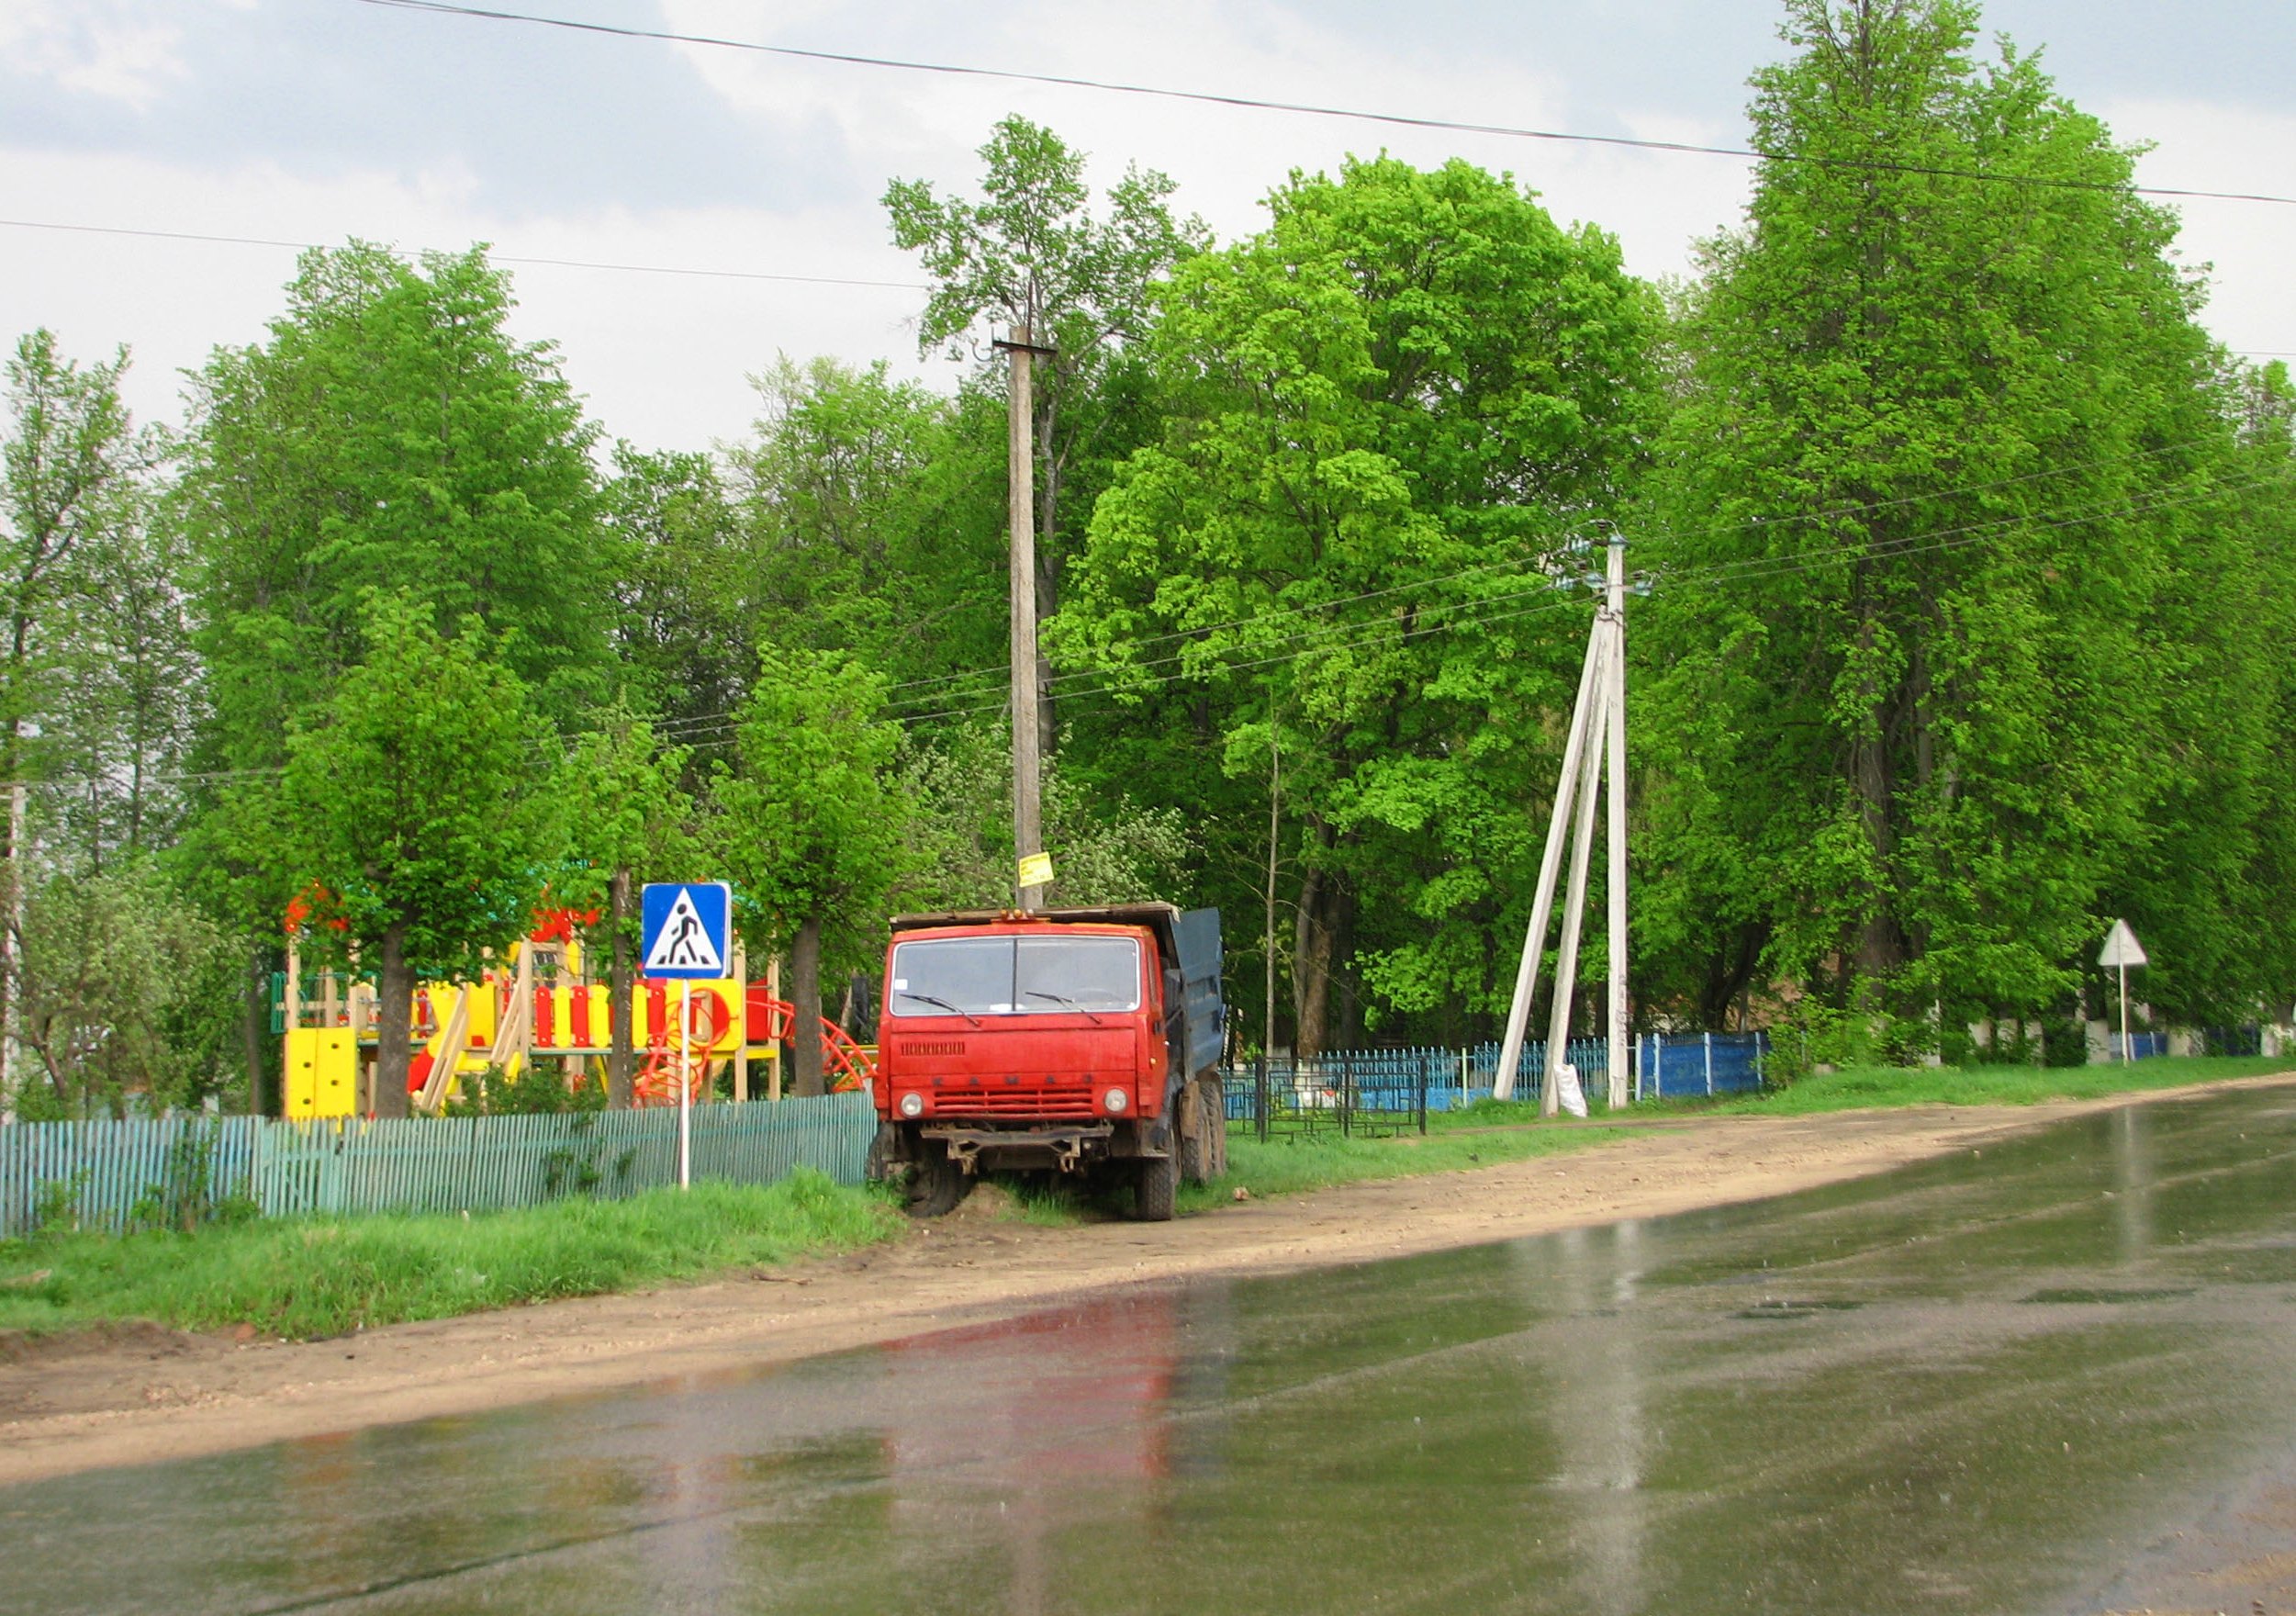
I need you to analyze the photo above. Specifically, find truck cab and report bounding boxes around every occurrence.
[871,904,1226,1221]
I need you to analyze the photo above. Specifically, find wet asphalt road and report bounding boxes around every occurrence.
[9,1086,2296,1615]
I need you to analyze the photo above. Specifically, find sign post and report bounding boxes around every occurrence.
[678,980,692,1189]
[642,882,734,1191]
[2097,918,2149,1063]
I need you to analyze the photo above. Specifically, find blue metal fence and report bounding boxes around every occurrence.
[0,1094,876,1238]
[1219,1029,1781,1134]
[1637,1031,1771,1099]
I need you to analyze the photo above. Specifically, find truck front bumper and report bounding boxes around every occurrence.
[918,1120,1169,1175]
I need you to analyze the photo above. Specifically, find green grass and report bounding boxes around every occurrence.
[1179,1120,1635,1213]
[1685,1053,2292,1117]
[0,1169,902,1341]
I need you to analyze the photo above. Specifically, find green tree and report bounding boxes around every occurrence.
[9,859,235,1119]
[886,117,1200,750]
[890,719,1192,912]
[278,593,557,1115]
[180,241,609,773]
[554,699,696,1106]
[1057,154,1660,1051]
[602,443,746,758]
[1639,0,2235,1045]
[0,329,169,1109]
[711,652,908,1095]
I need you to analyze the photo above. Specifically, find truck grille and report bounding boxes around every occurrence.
[934,1085,1099,1119]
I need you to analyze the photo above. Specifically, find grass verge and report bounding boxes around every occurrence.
[1179,1121,1634,1215]
[0,1168,902,1341]
[1691,1053,2292,1117]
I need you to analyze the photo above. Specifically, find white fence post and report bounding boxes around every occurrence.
[1704,1031,1714,1096]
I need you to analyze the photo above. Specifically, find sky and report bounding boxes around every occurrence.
[3,0,2292,454]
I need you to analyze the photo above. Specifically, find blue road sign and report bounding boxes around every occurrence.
[640,881,733,979]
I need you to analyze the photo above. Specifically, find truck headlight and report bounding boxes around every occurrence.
[899,1092,925,1118]
[1104,1088,1128,1114]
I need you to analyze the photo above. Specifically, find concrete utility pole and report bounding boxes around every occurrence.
[1604,534,1630,1106]
[1494,622,1605,1103]
[1495,533,1635,1112]
[994,324,1056,912]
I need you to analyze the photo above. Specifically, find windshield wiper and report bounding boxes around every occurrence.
[897,991,981,1027]
[1025,990,1104,1025]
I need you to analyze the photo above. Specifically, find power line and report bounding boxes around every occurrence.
[880,432,2232,712]
[0,217,927,292]
[888,466,2285,728]
[357,0,2296,210]
[8,466,2273,796]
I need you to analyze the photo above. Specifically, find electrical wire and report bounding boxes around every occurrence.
[883,466,2287,728]
[356,0,2296,210]
[878,431,2234,712]
[10,464,2282,797]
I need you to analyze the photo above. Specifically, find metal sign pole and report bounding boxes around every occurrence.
[2120,961,2130,1064]
[678,979,693,1189]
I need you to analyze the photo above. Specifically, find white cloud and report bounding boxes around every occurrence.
[0,0,207,111]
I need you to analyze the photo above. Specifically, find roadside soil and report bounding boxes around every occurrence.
[5,1072,2290,1487]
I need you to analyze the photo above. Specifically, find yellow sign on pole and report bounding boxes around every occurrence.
[1017,852,1055,889]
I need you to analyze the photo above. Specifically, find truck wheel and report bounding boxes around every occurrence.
[1177,1083,1210,1185]
[1133,1151,1178,1222]
[865,1123,902,1183]
[906,1144,969,1218]
[1202,1075,1228,1179]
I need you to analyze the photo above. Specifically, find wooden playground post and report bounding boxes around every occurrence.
[733,940,750,1103]
[416,986,472,1114]
[767,955,784,1102]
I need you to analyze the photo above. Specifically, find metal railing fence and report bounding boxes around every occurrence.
[0,1093,874,1238]
[1219,1031,1781,1137]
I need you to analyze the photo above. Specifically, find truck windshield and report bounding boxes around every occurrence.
[889,936,1142,1016]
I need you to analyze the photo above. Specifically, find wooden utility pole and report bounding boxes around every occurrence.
[995,324,1056,912]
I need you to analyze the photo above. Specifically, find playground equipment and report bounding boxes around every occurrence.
[278,903,873,1118]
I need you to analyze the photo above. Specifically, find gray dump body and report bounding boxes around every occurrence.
[888,903,1226,1076]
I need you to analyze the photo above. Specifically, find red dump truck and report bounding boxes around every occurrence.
[868,904,1227,1220]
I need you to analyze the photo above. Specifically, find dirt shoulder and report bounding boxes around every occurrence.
[6,1072,2290,1487]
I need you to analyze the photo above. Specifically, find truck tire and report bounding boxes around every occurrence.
[865,1123,902,1183]
[1203,1075,1228,1179]
[906,1143,969,1218]
[1133,1150,1177,1222]
[1177,1082,1209,1185]
[1177,1075,1226,1184]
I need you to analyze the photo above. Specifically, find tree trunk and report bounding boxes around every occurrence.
[607,867,634,1108]
[1851,604,1905,982]
[1291,844,1347,1060]
[790,915,824,1097]
[243,948,270,1117]
[373,920,414,1118]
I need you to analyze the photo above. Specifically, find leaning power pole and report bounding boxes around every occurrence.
[994,324,1056,911]
[1495,533,1634,1111]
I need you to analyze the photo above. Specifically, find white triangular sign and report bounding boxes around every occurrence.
[2098,918,2148,970]
[644,887,724,974]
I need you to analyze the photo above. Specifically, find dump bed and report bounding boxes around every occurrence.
[889,904,1226,1076]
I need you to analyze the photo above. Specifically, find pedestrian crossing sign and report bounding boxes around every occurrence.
[641,882,733,979]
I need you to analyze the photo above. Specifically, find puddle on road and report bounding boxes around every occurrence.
[10,1089,2296,1615]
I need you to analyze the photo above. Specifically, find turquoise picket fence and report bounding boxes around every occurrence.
[0,1093,875,1237]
